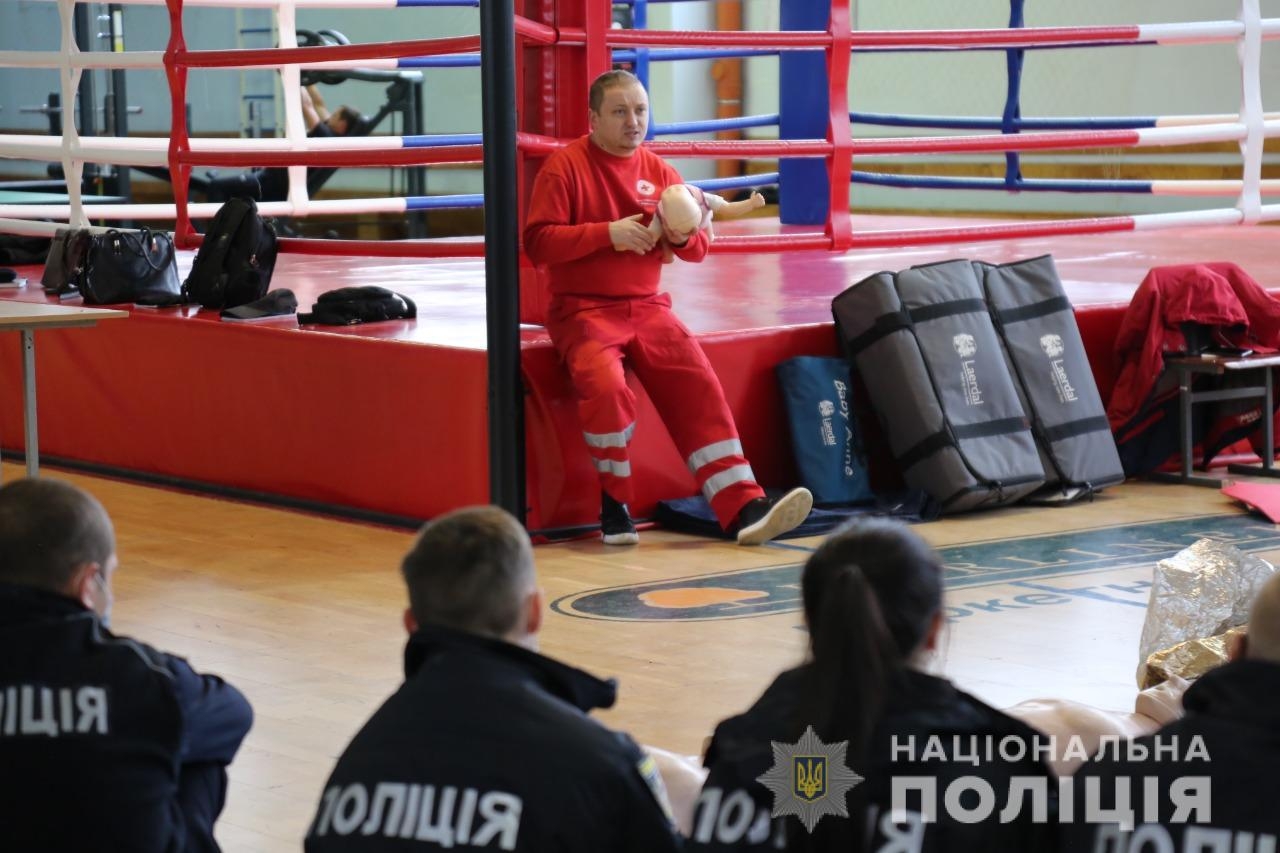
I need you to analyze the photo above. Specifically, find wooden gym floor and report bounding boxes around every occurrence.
[32,463,1279,852]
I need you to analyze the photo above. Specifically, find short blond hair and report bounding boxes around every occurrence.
[589,69,642,113]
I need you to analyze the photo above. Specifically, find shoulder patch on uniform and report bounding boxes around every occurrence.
[636,753,676,825]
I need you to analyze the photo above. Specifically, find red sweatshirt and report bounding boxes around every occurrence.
[523,135,709,301]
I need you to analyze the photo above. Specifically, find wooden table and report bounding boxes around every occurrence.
[0,302,127,478]
[1153,352,1280,486]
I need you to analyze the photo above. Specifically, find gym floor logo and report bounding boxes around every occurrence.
[550,513,1280,621]
[756,726,863,832]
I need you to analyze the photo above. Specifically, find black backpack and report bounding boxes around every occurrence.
[183,197,278,309]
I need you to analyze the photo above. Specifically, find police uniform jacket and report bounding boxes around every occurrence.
[688,665,1057,852]
[305,624,681,852]
[0,582,254,853]
[1066,659,1280,851]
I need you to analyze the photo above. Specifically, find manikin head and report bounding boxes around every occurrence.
[658,185,703,236]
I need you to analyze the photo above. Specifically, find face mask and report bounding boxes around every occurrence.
[93,569,113,630]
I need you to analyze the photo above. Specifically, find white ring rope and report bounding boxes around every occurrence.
[1,3,1277,235]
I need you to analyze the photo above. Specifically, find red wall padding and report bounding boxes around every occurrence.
[0,303,1126,531]
[0,312,490,520]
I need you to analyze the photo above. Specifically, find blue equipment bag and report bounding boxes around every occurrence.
[776,356,874,505]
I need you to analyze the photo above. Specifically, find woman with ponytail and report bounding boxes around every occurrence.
[686,518,1056,852]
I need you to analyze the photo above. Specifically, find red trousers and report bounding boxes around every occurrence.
[547,293,764,529]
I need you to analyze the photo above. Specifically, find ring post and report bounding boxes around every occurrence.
[1002,0,1027,191]
[632,0,652,122]
[163,0,195,246]
[827,0,852,249]
[779,0,830,224]
[481,0,526,522]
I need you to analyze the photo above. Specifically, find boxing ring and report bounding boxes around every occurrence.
[0,0,1277,531]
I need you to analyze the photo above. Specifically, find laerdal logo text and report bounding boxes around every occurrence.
[1050,360,1078,403]
[953,334,977,357]
[961,361,984,406]
[819,399,837,447]
[1040,334,1065,357]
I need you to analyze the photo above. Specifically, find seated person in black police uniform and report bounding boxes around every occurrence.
[0,478,253,853]
[305,505,681,852]
[1065,570,1280,851]
[687,518,1056,852]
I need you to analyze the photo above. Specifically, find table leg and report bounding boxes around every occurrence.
[1265,367,1275,471]
[21,329,37,478]
[1179,370,1193,479]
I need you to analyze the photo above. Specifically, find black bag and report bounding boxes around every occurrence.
[298,286,417,325]
[183,197,278,309]
[41,228,93,295]
[0,234,54,265]
[79,229,182,305]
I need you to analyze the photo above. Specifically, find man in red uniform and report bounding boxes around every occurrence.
[524,69,812,546]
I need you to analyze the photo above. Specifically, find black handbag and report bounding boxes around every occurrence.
[80,228,182,305]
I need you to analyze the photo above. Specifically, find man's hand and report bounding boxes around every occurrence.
[609,213,657,255]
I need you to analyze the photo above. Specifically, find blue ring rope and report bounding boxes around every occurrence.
[849,112,1159,130]
[405,193,485,209]
[399,56,482,68]
[851,171,1152,194]
[612,48,775,62]
[693,173,779,191]
[402,133,484,146]
[652,113,780,135]
[397,172,1155,211]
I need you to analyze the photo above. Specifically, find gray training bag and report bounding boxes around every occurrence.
[978,255,1124,503]
[832,259,1045,513]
